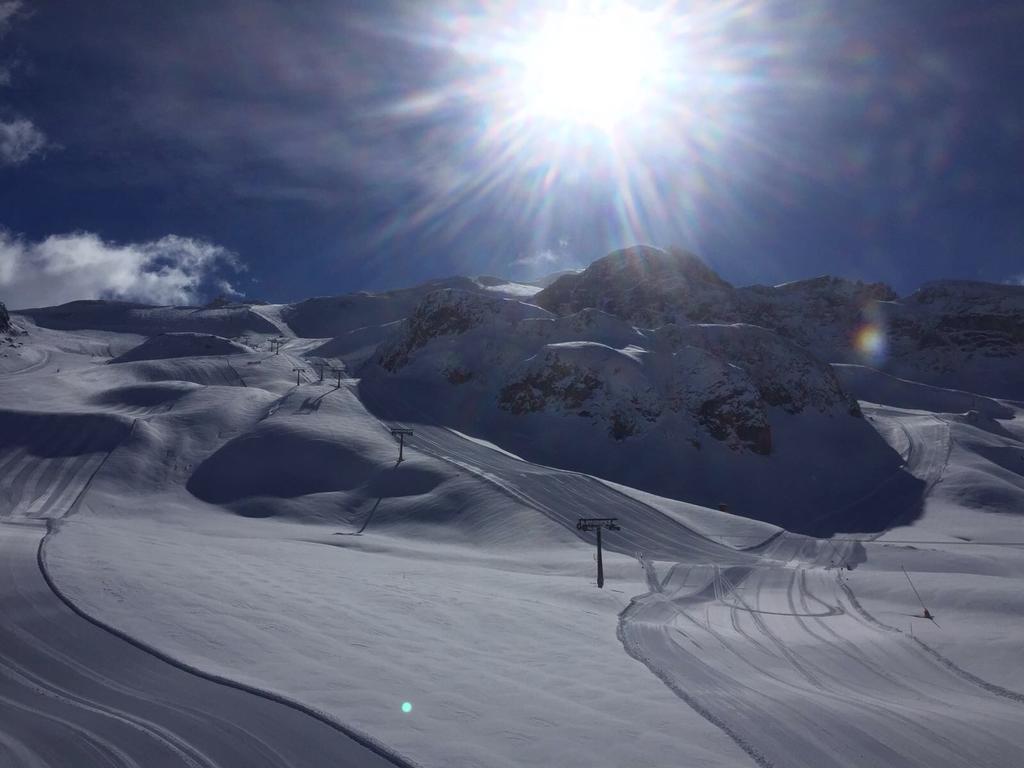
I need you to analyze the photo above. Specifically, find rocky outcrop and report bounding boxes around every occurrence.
[734,276,898,360]
[533,246,1024,399]
[0,302,10,334]
[656,324,861,417]
[369,289,860,457]
[377,289,548,372]
[534,246,736,326]
[358,281,904,531]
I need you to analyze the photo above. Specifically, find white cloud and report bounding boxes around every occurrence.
[0,1,23,84]
[509,248,582,279]
[0,229,244,309]
[0,118,46,164]
[511,249,561,269]
[0,1,22,33]
[0,4,46,165]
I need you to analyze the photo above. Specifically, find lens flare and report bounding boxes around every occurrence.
[518,5,667,129]
[401,701,413,713]
[853,323,888,365]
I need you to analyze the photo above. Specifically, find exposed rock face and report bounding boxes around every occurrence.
[655,324,861,417]
[864,281,1024,397]
[534,246,736,325]
[534,246,1024,399]
[281,276,539,339]
[371,289,858,456]
[378,289,548,372]
[734,276,898,360]
[0,302,10,334]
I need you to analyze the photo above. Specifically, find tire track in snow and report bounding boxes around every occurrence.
[349,365,1022,764]
[0,408,412,766]
[838,576,1024,705]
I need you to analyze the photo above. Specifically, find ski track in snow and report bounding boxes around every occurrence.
[353,368,1024,768]
[1,324,1021,767]
[0,354,410,768]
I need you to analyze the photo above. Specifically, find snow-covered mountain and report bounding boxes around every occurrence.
[359,288,898,531]
[2,249,1023,768]
[534,246,1024,399]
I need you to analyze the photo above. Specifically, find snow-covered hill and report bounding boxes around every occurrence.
[280,276,539,365]
[110,332,252,363]
[2,268,1023,768]
[19,299,281,337]
[359,288,900,532]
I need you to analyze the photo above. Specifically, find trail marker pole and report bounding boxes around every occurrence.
[390,428,414,462]
[291,367,306,386]
[576,518,621,588]
[902,565,934,621]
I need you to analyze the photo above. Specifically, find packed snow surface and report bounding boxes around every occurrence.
[1,279,1023,768]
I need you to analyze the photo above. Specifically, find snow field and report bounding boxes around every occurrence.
[3,299,1023,768]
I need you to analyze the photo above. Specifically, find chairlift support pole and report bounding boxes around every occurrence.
[329,367,343,389]
[390,428,414,462]
[291,367,305,386]
[576,518,621,588]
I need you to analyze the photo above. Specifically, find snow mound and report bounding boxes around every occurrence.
[111,333,250,363]
[88,382,200,411]
[0,409,133,457]
[189,421,404,507]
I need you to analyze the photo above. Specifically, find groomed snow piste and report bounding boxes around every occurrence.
[1,281,1022,768]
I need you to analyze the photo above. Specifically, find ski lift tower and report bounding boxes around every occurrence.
[390,428,414,462]
[577,517,621,588]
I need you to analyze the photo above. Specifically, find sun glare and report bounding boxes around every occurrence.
[518,5,667,130]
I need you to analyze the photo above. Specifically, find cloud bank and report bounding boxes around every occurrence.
[0,229,244,309]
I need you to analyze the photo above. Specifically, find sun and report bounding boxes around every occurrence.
[517,4,668,130]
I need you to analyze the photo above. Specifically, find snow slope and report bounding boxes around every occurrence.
[2,280,1023,768]
[360,288,902,533]
[278,276,540,366]
[0,522,399,768]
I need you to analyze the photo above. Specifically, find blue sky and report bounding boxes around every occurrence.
[0,0,1022,306]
